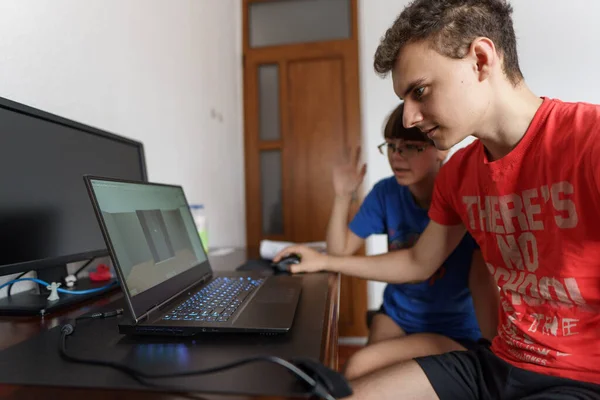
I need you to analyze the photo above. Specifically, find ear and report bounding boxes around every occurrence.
[469,37,497,82]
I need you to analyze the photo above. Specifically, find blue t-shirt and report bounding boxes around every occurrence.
[349,177,481,341]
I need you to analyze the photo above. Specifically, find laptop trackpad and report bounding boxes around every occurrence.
[232,277,301,330]
[253,286,297,304]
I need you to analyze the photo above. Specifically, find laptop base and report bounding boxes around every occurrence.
[117,319,288,336]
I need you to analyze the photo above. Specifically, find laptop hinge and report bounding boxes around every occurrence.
[135,272,213,323]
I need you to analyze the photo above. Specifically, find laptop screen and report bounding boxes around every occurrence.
[89,179,210,297]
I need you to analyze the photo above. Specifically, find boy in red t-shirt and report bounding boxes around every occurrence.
[274,0,600,398]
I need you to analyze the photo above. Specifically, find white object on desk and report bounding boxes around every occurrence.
[208,247,236,257]
[46,282,61,301]
[259,240,326,260]
[65,274,77,288]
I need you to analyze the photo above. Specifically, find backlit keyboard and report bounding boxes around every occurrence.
[162,276,264,323]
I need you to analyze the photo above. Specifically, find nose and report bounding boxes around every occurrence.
[389,146,408,160]
[391,149,409,161]
[402,101,424,129]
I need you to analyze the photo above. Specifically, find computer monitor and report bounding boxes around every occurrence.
[0,96,147,315]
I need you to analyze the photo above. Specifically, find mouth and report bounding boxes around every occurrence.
[393,167,411,174]
[422,126,439,138]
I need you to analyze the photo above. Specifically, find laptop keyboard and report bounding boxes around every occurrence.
[162,276,264,323]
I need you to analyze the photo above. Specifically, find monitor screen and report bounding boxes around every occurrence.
[89,179,209,297]
[0,99,146,275]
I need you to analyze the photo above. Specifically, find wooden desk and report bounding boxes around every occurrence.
[0,249,340,399]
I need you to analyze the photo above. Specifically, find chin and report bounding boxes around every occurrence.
[430,137,451,151]
[433,130,471,150]
[432,135,461,151]
[394,175,416,186]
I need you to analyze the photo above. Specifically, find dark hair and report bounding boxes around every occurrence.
[384,103,432,143]
[374,0,523,85]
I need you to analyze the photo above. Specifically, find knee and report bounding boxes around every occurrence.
[343,350,369,381]
[343,355,361,380]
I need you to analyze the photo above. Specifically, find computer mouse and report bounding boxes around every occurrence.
[271,254,301,273]
[292,357,353,399]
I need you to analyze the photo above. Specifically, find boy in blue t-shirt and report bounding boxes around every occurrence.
[325,103,498,380]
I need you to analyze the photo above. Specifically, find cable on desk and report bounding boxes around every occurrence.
[58,312,343,400]
[0,278,117,295]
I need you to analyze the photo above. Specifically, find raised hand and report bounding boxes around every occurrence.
[332,147,366,198]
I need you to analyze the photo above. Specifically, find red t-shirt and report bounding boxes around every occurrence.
[429,97,600,384]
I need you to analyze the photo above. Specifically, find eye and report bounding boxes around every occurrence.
[405,144,425,152]
[413,86,426,100]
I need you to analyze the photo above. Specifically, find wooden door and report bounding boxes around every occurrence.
[243,0,367,337]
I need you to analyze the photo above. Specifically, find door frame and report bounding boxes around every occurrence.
[241,0,368,338]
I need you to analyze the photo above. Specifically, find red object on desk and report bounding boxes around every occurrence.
[88,264,112,282]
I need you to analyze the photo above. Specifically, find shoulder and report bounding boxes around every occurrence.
[547,98,600,122]
[370,176,405,195]
[541,98,600,158]
[359,177,397,210]
[545,98,600,137]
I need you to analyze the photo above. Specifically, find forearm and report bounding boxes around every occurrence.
[323,222,465,283]
[279,221,464,285]
[326,195,354,255]
[324,250,427,284]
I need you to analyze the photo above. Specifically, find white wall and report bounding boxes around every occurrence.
[0,0,244,297]
[2,0,599,307]
[358,0,600,308]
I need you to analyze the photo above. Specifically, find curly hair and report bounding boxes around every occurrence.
[374,0,523,85]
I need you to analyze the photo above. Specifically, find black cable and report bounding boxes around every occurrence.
[74,258,96,277]
[7,271,31,297]
[60,314,337,400]
[75,308,125,321]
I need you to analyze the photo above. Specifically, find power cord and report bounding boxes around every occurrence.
[74,258,97,277]
[59,312,340,400]
[0,277,117,296]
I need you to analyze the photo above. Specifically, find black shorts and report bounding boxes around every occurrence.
[415,342,600,399]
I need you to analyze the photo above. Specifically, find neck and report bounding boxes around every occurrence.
[476,81,543,161]
[409,171,436,209]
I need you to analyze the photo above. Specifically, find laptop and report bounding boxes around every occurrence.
[84,176,302,336]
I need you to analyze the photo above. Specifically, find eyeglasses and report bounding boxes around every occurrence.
[377,141,429,158]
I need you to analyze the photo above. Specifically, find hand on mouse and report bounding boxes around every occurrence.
[273,245,329,274]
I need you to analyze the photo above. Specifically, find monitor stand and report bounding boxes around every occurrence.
[0,264,119,316]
